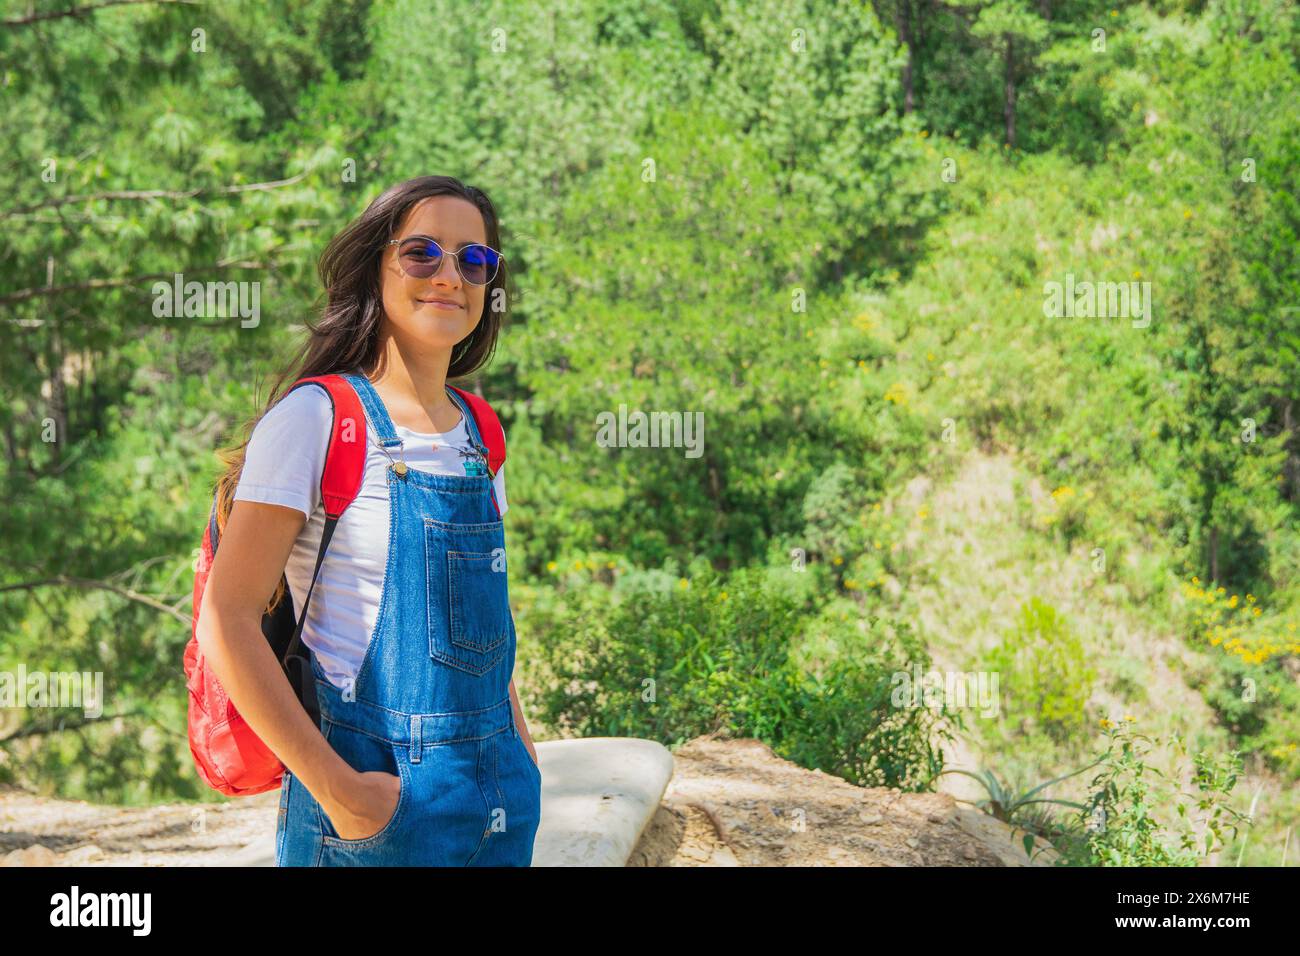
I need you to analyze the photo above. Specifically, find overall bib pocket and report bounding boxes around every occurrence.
[318,719,410,849]
[425,517,513,676]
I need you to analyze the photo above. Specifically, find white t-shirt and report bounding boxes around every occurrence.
[232,383,508,690]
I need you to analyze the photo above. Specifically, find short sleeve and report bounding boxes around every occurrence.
[233,384,333,518]
[493,463,508,516]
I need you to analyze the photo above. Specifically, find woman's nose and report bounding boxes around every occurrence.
[429,252,460,284]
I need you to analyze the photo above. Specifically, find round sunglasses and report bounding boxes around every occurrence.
[386,236,503,286]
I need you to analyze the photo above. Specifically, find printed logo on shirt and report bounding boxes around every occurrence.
[459,446,488,477]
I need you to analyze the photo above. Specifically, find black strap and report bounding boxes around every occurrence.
[281,515,338,724]
[207,501,221,550]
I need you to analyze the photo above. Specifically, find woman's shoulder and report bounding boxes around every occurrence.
[235,383,337,516]
[246,382,335,449]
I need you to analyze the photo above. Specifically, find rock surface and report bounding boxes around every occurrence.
[532,737,674,866]
[627,736,1058,866]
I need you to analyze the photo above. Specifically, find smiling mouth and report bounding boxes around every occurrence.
[417,299,463,309]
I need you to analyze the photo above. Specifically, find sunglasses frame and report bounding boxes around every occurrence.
[385,235,505,286]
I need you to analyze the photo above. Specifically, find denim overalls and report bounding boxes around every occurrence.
[276,373,541,866]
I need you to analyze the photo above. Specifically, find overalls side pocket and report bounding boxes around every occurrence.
[316,718,410,852]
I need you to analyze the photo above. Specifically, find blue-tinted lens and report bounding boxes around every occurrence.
[459,244,499,284]
[398,238,444,276]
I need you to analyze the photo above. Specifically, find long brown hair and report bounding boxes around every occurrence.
[213,175,510,610]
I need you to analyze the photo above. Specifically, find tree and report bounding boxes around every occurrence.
[958,0,1050,147]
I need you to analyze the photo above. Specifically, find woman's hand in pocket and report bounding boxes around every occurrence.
[324,770,401,841]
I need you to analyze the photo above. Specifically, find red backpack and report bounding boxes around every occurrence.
[184,374,506,797]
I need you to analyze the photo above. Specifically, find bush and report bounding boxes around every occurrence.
[984,597,1096,743]
[527,565,953,790]
[1057,720,1249,867]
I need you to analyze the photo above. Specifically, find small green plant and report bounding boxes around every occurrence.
[984,597,1095,742]
[939,761,1098,859]
[1063,718,1251,866]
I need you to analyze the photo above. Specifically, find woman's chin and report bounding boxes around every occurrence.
[412,310,470,333]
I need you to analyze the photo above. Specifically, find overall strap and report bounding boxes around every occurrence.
[443,385,489,473]
[447,384,506,478]
[342,372,401,448]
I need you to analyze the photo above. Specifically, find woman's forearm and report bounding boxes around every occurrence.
[508,678,537,762]
[196,598,357,810]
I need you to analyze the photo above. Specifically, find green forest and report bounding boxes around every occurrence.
[1,0,1297,867]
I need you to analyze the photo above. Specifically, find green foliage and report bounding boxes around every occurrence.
[949,722,1251,866]
[984,598,1097,742]
[939,761,1095,858]
[1063,721,1250,866]
[1195,652,1300,779]
[700,0,937,272]
[799,462,875,578]
[526,567,952,790]
[505,102,912,573]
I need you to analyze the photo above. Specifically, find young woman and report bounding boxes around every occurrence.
[195,175,541,866]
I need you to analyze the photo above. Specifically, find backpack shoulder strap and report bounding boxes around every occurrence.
[447,384,506,477]
[276,373,368,721]
[207,373,366,550]
[285,374,367,518]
